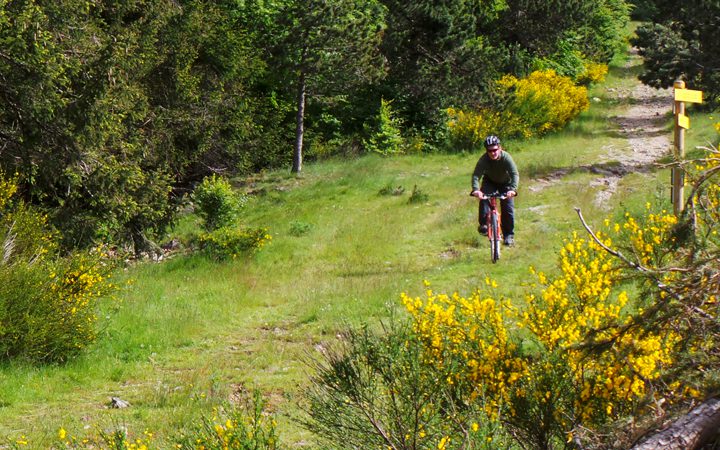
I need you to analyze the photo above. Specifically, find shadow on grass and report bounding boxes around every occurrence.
[527,159,667,182]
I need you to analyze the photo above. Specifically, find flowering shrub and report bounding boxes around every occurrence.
[446,70,589,150]
[0,173,115,363]
[198,226,271,260]
[577,61,609,86]
[174,394,278,450]
[302,320,507,450]
[498,69,590,135]
[402,204,692,448]
[446,107,530,151]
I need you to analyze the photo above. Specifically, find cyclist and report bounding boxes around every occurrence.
[470,135,519,246]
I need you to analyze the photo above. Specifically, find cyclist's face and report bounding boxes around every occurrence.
[486,146,501,160]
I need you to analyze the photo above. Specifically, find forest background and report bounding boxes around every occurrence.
[2,0,720,448]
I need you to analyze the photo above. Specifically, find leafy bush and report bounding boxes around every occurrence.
[0,174,114,364]
[288,220,312,237]
[192,175,246,231]
[198,226,271,260]
[302,321,506,450]
[498,69,590,135]
[533,37,588,80]
[533,38,609,86]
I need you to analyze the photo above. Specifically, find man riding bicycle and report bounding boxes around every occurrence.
[470,135,519,246]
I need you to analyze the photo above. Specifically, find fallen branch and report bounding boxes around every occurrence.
[631,397,720,450]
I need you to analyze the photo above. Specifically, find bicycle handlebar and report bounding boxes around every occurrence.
[469,191,507,200]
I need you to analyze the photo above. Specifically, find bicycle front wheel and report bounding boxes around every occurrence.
[490,214,501,263]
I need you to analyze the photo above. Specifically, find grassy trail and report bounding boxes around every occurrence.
[1,46,717,448]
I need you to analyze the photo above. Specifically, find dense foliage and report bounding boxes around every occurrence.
[0,0,631,252]
[632,0,720,105]
[447,69,594,149]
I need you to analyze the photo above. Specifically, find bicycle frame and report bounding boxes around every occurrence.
[470,192,506,263]
[484,194,505,263]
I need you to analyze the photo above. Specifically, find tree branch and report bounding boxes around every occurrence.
[574,207,650,272]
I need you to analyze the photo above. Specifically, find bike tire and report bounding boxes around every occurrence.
[490,214,500,263]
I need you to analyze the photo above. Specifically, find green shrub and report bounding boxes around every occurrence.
[363,98,404,156]
[408,185,429,204]
[192,175,246,231]
[288,220,312,237]
[532,37,588,80]
[0,174,114,364]
[302,321,505,450]
[198,226,271,260]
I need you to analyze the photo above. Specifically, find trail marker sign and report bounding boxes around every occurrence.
[671,81,703,216]
[677,113,690,129]
[674,88,703,104]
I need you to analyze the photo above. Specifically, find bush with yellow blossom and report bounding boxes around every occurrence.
[401,206,685,448]
[0,172,115,363]
[400,147,720,448]
[302,319,509,449]
[446,69,590,150]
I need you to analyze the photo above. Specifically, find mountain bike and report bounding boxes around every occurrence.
[472,192,507,263]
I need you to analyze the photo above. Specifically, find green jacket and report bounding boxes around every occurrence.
[471,151,519,192]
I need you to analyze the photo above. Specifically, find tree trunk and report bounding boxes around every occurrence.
[631,397,720,450]
[292,69,306,174]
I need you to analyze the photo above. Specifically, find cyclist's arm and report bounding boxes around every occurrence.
[471,157,488,192]
[505,153,519,192]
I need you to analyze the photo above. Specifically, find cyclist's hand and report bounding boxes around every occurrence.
[506,190,517,198]
[471,190,484,199]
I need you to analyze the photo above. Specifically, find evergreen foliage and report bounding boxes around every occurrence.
[632,0,720,104]
[192,175,245,232]
[363,99,404,155]
[0,0,632,251]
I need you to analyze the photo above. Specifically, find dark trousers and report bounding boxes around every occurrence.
[478,181,515,236]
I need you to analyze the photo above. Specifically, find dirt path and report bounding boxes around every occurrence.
[528,52,673,209]
[592,77,672,207]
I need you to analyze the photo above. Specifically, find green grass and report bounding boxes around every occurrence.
[0,47,717,448]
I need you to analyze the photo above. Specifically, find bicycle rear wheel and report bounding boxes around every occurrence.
[490,214,501,263]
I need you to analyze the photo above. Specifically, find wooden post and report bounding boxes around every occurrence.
[672,80,686,216]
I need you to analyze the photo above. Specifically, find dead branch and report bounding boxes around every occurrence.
[631,397,720,450]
